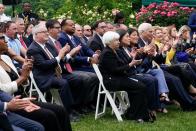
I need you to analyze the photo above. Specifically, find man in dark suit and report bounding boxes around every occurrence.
[88,20,107,52]
[74,23,88,45]
[137,23,153,48]
[83,25,92,43]
[0,90,44,131]
[27,23,74,117]
[46,19,98,114]
[58,19,99,72]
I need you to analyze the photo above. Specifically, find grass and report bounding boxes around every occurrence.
[72,105,196,131]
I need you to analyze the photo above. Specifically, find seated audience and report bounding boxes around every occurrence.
[0,38,72,131]
[99,31,154,123]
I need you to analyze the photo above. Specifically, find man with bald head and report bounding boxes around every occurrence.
[0,4,11,22]
[74,23,88,45]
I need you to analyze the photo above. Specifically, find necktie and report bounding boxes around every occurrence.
[19,35,27,49]
[71,36,77,47]
[54,41,73,73]
[54,40,62,52]
[44,45,62,78]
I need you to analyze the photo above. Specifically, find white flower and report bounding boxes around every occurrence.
[39,9,44,14]
[87,10,93,15]
[43,13,47,17]
[129,24,133,28]
[130,14,135,19]
[92,13,96,17]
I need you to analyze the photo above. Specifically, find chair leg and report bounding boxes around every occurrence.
[50,89,63,106]
[95,84,102,120]
[106,91,123,122]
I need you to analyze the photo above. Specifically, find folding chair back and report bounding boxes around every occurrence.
[92,64,130,122]
[29,71,63,106]
[29,71,46,102]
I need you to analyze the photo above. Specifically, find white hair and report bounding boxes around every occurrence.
[138,23,152,34]
[32,23,47,40]
[102,31,120,46]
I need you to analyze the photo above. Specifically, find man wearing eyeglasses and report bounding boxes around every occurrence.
[83,25,92,44]
[88,20,107,52]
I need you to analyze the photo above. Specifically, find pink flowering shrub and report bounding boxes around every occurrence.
[136,1,194,28]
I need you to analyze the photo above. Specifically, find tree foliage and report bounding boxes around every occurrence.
[5,0,141,26]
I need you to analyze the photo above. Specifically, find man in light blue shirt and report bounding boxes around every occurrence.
[4,21,26,67]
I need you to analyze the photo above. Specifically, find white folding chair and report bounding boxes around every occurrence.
[29,71,63,106]
[29,71,46,102]
[92,64,130,122]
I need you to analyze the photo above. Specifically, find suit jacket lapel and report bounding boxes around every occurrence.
[46,43,58,57]
[95,34,104,49]
[63,33,75,48]
[33,41,51,59]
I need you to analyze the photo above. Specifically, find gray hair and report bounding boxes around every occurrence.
[32,23,47,40]
[178,25,191,36]
[102,31,120,46]
[138,23,152,34]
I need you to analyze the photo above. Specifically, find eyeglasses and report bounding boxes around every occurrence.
[37,31,48,34]
[84,29,91,31]
[76,30,82,32]
[53,26,61,29]
[99,26,107,29]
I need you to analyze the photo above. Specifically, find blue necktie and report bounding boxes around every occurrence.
[71,36,77,47]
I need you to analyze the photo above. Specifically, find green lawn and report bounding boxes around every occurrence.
[72,106,196,131]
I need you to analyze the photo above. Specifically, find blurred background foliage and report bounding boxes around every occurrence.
[3,0,142,26]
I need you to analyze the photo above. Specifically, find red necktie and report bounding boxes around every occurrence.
[54,40,73,73]
[19,35,27,49]
[54,40,62,52]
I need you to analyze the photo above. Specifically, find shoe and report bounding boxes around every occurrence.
[160,94,172,105]
[149,111,156,121]
[157,108,168,114]
[136,119,144,123]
